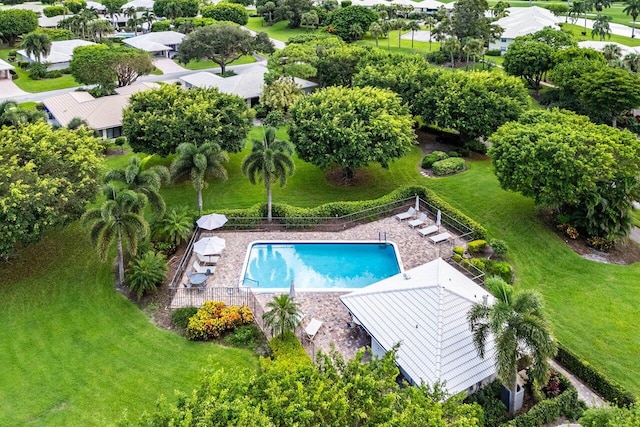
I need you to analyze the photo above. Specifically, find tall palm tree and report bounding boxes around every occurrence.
[141,10,155,33]
[369,22,384,47]
[468,286,557,418]
[592,15,612,41]
[87,19,114,42]
[104,156,169,217]
[242,127,295,223]
[569,1,590,34]
[263,294,301,337]
[21,33,52,63]
[82,184,149,288]
[424,16,436,51]
[623,0,640,38]
[592,0,611,15]
[407,20,421,49]
[170,142,228,214]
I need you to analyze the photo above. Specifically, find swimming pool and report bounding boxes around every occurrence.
[240,241,403,292]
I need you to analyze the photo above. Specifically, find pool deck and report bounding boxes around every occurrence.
[172,214,466,360]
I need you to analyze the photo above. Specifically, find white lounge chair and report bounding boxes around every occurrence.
[193,260,216,275]
[408,212,428,228]
[418,225,439,237]
[429,232,452,244]
[304,318,323,341]
[196,253,220,265]
[395,207,416,221]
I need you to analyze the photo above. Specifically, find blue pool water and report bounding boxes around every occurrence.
[242,242,402,290]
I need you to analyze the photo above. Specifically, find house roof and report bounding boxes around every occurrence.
[123,31,185,52]
[42,82,159,130]
[179,64,317,100]
[122,0,155,10]
[339,258,497,395]
[578,40,640,56]
[0,58,14,72]
[415,0,444,9]
[38,14,70,28]
[86,1,107,11]
[17,39,95,64]
[495,7,560,40]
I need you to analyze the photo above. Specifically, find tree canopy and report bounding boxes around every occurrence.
[289,86,416,180]
[153,0,199,18]
[503,39,555,91]
[324,5,379,42]
[273,0,315,28]
[200,2,249,25]
[489,109,640,240]
[0,123,103,260]
[0,9,38,45]
[122,85,254,156]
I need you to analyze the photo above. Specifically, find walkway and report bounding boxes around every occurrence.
[0,79,27,99]
[549,359,607,408]
[152,57,187,74]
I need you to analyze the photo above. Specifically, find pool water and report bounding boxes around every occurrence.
[242,242,402,290]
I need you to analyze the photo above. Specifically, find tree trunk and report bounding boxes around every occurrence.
[612,116,617,128]
[633,19,637,38]
[509,377,518,418]
[266,184,272,223]
[197,188,203,214]
[387,34,390,50]
[117,234,125,289]
[375,36,378,47]
[343,167,355,181]
[411,32,414,48]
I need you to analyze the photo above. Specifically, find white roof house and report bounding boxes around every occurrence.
[578,40,640,57]
[415,0,445,10]
[340,258,497,396]
[42,83,159,138]
[38,14,70,28]
[489,7,561,53]
[17,39,95,70]
[179,64,317,106]
[122,0,155,10]
[123,31,185,57]
[86,1,107,11]
[0,58,14,79]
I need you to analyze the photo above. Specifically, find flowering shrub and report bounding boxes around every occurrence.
[186,301,254,341]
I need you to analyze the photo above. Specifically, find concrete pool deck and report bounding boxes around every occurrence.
[171,214,466,359]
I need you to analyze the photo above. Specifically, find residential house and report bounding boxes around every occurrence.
[488,6,560,53]
[123,31,185,57]
[0,58,14,80]
[17,39,95,71]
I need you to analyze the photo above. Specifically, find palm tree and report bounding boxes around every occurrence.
[463,38,484,68]
[263,294,301,337]
[623,0,640,38]
[569,1,590,34]
[592,15,612,40]
[104,156,170,217]
[242,127,295,223]
[141,10,155,33]
[624,52,640,72]
[407,20,421,49]
[369,22,384,47]
[163,1,182,26]
[602,43,622,61]
[82,184,150,288]
[21,33,52,63]
[424,16,436,51]
[592,0,611,15]
[441,37,461,67]
[468,285,557,418]
[153,207,193,246]
[170,141,228,214]
[78,9,99,39]
[0,101,46,126]
[67,117,89,129]
[87,19,114,42]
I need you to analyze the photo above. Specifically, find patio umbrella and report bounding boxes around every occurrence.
[288,279,296,299]
[193,236,226,256]
[415,195,420,212]
[196,213,228,230]
[436,209,442,227]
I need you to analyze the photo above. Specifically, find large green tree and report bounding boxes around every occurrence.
[503,39,555,92]
[0,9,38,45]
[0,123,103,260]
[324,5,379,42]
[468,286,557,417]
[420,71,529,143]
[434,0,500,46]
[122,85,253,156]
[83,184,150,288]
[20,32,52,63]
[579,67,640,127]
[489,109,640,240]
[289,86,416,181]
[273,0,314,28]
[153,0,199,18]
[200,2,249,25]
[176,24,263,74]
[170,142,229,213]
[242,127,295,223]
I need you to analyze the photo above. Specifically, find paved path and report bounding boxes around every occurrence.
[152,57,187,74]
[242,26,287,49]
[549,359,607,408]
[629,226,640,245]
[0,79,27,98]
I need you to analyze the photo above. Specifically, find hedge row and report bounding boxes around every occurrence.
[503,373,584,427]
[214,185,487,240]
[555,343,636,408]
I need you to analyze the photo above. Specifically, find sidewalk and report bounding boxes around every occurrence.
[549,359,607,408]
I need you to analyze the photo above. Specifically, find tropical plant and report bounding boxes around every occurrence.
[603,43,622,61]
[242,127,295,223]
[406,20,421,48]
[82,184,150,288]
[21,32,52,63]
[424,16,436,51]
[463,38,484,67]
[623,0,640,38]
[0,100,46,126]
[262,294,302,337]
[67,117,89,129]
[468,287,557,417]
[141,10,155,31]
[127,250,167,300]
[592,0,611,14]
[569,0,590,33]
[441,37,461,67]
[170,142,228,213]
[592,15,612,41]
[153,206,193,246]
[369,21,383,47]
[104,156,169,217]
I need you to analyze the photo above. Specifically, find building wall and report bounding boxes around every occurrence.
[488,37,515,54]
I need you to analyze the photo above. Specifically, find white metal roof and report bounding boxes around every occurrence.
[415,0,444,9]
[86,1,107,11]
[123,31,185,52]
[0,58,14,71]
[495,7,560,40]
[122,0,155,10]
[42,82,159,130]
[17,39,95,64]
[578,40,640,56]
[38,14,69,28]
[340,258,497,395]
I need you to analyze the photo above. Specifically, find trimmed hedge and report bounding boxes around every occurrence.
[215,185,488,240]
[555,343,636,408]
[432,157,466,176]
[269,331,312,369]
[468,239,488,254]
[503,373,585,427]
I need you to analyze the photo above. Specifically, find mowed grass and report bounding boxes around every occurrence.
[561,23,640,46]
[0,49,80,93]
[0,222,258,426]
[246,17,310,41]
[183,55,257,71]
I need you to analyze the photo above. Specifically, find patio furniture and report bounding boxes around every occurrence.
[193,260,217,274]
[418,225,439,237]
[429,232,452,244]
[197,283,207,291]
[196,253,220,265]
[189,273,207,286]
[395,207,416,221]
[304,318,323,342]
[408,212,428,228]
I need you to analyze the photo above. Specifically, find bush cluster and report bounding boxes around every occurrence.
[467,239,488,254]
[171,307,198,330]
[186,301,254,341]
[43,5,66,17]
[463,257,513,283]
[555,344,636,407]
[485,49,502,57]
[200,2,248,25]
[421,150,448,168]
[490,238,508,257]
[586,237,615,252]
[432,157,466,176]
[268,331,312,368]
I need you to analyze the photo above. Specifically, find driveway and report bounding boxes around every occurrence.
[152,58,187,74]
[0,79,27,101]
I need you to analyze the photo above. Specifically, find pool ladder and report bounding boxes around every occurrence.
[378,231,387,244]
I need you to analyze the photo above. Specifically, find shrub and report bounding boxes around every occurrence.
[41,0,56,4]
[263,110,287,127]
[114,136,126,150]
[421,150,449,169]
[464,139,488,154]
[448,151,459,157]
[425,50,448,64]
[467,239,488,254]
[269,330,312,368]
[45,70,63,78]
[201,2,249,25]
[470,257,486,271]
[489,238,508,257]
[151,20,171,32]
[65,0,86,14]
[464,381,507,427]
[43,5,66,17]
[7,49,17,60]
[432,157,466,176]
[586,237,615,252]
[186,301,254,340]
[126,251,168,300]
[28,62,48,80]
[453,246,465,256]
[485,49,502,56]
[223,324,265,349]
[2,0,25,4]
[453,253,463,263]
[171,307,198,330]
[504,385,585,427]
[484,259,513,283]
[555,343,636,407]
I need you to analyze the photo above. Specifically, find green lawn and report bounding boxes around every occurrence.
[0,49,80,93]
[183,55,257,71]
[355,31,441,55]
[561,23,640,46]
[245,17,310,41]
